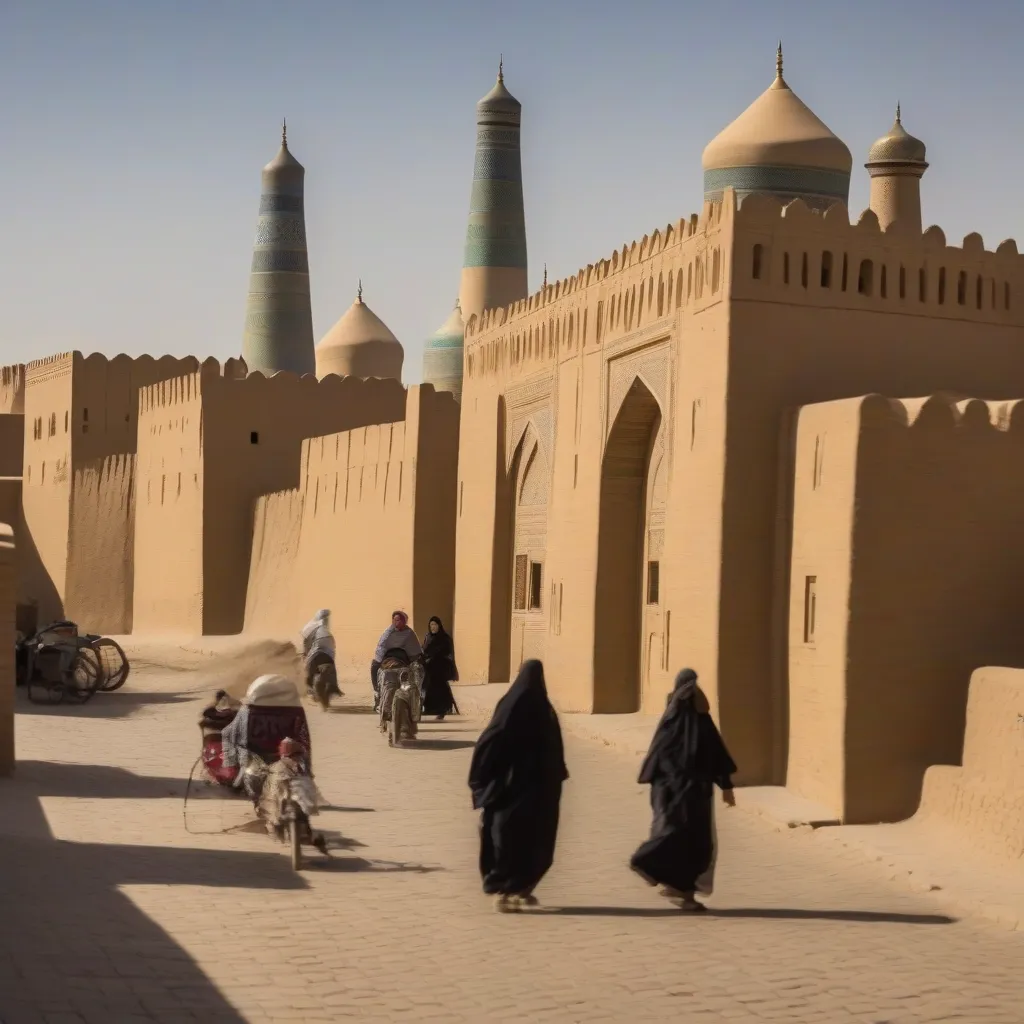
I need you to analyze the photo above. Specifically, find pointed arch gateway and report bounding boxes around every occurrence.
[489,414,552,681]
[594,376,663,712]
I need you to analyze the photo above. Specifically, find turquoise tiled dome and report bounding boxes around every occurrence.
[422,301,465,402]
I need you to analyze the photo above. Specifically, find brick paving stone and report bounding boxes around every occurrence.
[1,667,1022,1022]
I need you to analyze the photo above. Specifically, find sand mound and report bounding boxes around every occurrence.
[117,636,301,697]
[195,640,301,698]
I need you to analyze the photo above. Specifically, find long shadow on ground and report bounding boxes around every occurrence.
[15,687,193,720]
[0,766,311,1022]
[554,906,956,924]
[410,738,477,751]
[12,759,188,799]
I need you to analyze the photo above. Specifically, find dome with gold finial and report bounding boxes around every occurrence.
[702,44,852,211]
[315,282,404,381]
[263,119,304,181]
[867,104,927,167]
[476,56,521,122]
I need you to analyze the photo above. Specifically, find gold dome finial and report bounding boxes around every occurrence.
[498,54,504,83]
[282,118,287,147]
[357,279,363,303]
[895,101,901,124]
[776,41,783,80]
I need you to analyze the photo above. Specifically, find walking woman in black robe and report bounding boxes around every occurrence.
[468,660,568,913]
[630,668,737,913]
[421,616,457,720]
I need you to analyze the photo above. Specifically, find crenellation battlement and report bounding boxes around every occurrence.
[857,392,1024,435]
[464,204,729,385]
[733,191,1024,325]
[137,362,409,417]
[467,208,715,341]
[734,192,1021,265]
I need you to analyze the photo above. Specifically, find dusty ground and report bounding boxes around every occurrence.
[1,638,1022,1023]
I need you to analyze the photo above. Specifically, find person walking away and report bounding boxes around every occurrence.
[370,611,422,711]
[630,668,736,913]
[468,660,568,913]
[301,609,339,704]
[421,616,458,720]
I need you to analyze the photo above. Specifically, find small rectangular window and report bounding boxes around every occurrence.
[529,561,543,610]
[803,576,817,644]
[647,561,660,605]
[250,431,259,444]
[513,554,528,610]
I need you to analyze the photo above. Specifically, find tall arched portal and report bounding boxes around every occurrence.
[594,378,662,712]
[510,426,550,670]
[489,422,550,681]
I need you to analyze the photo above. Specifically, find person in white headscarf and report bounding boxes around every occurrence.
[301,609,339,699]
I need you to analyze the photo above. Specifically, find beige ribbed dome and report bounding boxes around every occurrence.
[702,53,852,174]
[477,59,521,119]
[315,284,404,381]
[264,121,304,178]
[867,105,927,166]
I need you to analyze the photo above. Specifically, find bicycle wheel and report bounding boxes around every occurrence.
[66,647,102,703]
[92,637,130,691]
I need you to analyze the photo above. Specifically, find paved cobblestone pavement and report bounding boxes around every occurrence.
[1,665,1022,1023]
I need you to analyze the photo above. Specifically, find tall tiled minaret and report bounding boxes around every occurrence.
[459,60,529,322]
[242,122,316,376]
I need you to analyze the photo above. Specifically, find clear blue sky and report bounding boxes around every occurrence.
[1,0,1019,380]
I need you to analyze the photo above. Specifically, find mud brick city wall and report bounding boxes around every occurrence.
[134,369,410,635]
[245,385,459,666]
[789,393,1024,823]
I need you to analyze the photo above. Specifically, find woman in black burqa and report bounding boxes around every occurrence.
[630,668,737,913]
[468,660,568,913]
[421,616,458,720]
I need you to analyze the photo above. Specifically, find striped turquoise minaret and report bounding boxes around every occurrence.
[241,122,316,376]
[458,60,529,322]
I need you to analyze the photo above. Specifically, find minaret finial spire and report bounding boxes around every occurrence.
[498,54,504,82]
[776,41,783,79]
[357,278,363,302]
[895,100,901,124]
[282,118,287,147]
[543,262,548,288]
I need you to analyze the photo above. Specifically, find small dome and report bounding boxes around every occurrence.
[702,46,851,209]
[477,61,521,122]
[316,284,403,381]
[867,105,927,166]
[422,300,465,401]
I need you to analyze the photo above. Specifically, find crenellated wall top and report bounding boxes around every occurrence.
[733,192,1022,267]
[137,362,410,415]
[823,392,1024,435]
[465,203,726,341]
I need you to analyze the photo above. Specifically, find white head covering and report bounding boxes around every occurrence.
[243,674,301,707]
[315,609,330,621]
